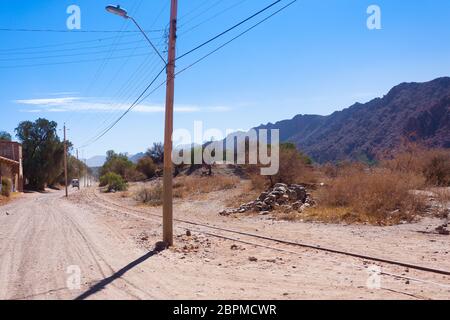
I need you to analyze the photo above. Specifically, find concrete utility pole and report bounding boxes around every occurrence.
[63,124,68,198]
[162,0,178,247]
[76,149,80,181]
[84,158,88,188]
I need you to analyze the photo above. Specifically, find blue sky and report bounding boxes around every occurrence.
[1,0,450,157]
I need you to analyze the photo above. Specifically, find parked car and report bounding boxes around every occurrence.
[71,179,80,189]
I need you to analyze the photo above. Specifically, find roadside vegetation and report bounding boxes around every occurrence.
[1,119,89,191]
[224,142,450,225]
[99,172,128,192]
[304,144,450,225]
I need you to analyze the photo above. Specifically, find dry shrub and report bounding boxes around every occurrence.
[224,180,261,208]
[173,175,239,198]
[245,143,317,190]
[1,178,12,197]
[316,168,426,224]
[382,144,450,187]
[134,184,163,206]
[433,188,450,217]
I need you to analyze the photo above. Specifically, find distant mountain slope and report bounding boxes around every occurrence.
[86,155,106,167]
[129,152,145,163]
[256,77,450,163]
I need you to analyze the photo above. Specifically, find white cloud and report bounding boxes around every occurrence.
[15,97,80,106]
[14,97,232,114]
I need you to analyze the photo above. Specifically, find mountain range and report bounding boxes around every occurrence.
[256,77,450,162]
[87,77,449,166]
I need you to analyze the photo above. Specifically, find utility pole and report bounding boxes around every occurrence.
[163,0,178,247]
[84,158,88,188]
[76,149,80,182]
[63,124,68,198]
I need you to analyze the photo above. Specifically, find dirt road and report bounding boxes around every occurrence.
[0,188,449,300]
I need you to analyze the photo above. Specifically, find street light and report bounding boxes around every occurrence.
[105,4,167,64]
[105,5,128,18]
[105,2,178,247]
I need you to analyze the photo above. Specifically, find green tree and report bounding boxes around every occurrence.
[0,131,12,141]
[136,156,156,179]
[54,155,89,185]
[100,150,136,180]
[15,118,66,190]
[146,142,164,164]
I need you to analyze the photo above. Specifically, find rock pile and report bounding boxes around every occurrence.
[220,183,315,216]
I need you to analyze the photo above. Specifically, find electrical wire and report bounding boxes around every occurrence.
[176,0,281,61]
[76,0,297,149]
[0,28,163,33]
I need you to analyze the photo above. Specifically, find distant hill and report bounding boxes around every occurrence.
[86,155,106,167]
[256,77,450,163]
[129,152,145,163]
[86,152,145,167]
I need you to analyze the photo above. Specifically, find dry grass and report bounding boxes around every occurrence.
[173,175,239,198]
[224,180,261,208]
[0,195,10,206]
[313,168,426,225]
[134,184,163,206]
[432,188,450,218]
[382,144,450,187]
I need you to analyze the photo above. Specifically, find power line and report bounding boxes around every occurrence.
[0,34,145,53]
[78,66,167,148]
[139,0,298,104]
[0,52,153,69]
[77,0,297,149]
[177,0,223,30]
[0,44,155,62]
[0,37,164,56]
[178,0,250,36]
[70,1,170,140]
[0,28,163,33]
[176,0,281,61]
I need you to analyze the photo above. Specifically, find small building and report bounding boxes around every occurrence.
[0,141,24,193]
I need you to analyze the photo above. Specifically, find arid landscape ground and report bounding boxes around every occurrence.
[1,175,449,300]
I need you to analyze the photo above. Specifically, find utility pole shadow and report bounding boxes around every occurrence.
[74,247,163,300]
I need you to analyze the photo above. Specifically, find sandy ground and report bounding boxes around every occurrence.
[0,185,449,300]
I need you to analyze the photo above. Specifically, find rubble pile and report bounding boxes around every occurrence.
[220,183,315,216]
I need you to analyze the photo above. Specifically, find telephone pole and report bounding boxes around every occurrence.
[162,0,178,246]
[63,124,68,198]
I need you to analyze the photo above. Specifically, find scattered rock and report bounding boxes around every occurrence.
[248,256,258,262]
[220,183,315,215]
[435,225,449,235]
[186,230,192,237]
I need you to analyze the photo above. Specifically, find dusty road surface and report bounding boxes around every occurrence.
[0,187,449,300]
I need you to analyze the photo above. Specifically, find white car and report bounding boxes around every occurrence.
[71,179,80,189]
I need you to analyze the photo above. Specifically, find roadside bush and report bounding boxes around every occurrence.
[99,172,127,192]
[423,152,450,186]
[1,178,12,197]
[245,143,316,188]
[136,156,157,179]
[134,184,163,206]
[382,144,450,187]
[173,175,238,198]
[315,168,425,224]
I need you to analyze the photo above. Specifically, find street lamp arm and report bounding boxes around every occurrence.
[128,16,167,65]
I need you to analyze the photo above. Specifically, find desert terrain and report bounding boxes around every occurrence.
[0,180,449,300]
